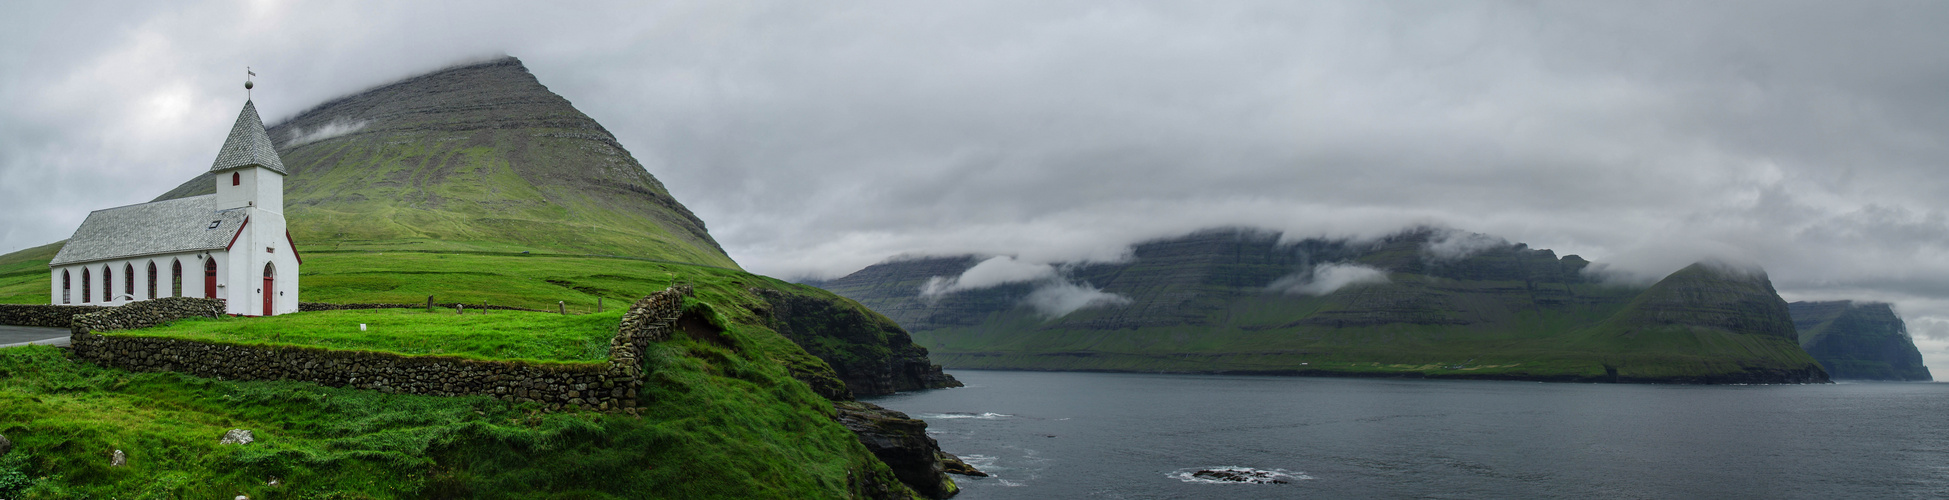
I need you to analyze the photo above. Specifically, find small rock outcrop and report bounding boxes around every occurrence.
[936,451,985,477]
[753,288,960,397]
[110,449,126,467]
[219,429,255,445]
[834,401,961,499]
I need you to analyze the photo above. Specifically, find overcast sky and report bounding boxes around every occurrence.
[5,1,1949,372]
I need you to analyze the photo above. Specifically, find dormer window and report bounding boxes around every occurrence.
[209,220,222,229]
[232,172,241,186]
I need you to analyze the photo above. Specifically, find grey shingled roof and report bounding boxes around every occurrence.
[208,100,287,174]
[49,195,250,266]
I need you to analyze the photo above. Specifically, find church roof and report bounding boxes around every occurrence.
[49,195,249,266]
[208,100,287,175]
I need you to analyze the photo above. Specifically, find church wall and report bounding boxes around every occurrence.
[50,252,214,307]
[217,209,298,316]
[216,168,259,211]
[254,168,283,215]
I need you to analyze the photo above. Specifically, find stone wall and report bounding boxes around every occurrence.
[69,286,692,412]
[69,297,227,334]
[0,304,108,328]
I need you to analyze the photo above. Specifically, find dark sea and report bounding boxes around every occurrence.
[866,370,1949,499]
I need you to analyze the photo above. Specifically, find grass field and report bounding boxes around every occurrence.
[117,308,627,362]
[0,312,905,499]
[0,242,920,498]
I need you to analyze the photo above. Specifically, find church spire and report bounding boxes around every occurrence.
[209,99,287,175]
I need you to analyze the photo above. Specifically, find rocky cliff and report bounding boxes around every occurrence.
[1789,301,1933,381]
[819,227,1829,384]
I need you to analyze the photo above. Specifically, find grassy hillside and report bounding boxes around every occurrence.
[824,229,1829,383]
[153,57,735,268]
[0,241,62,305]
[0,246,946,498]
[0,318,904,498]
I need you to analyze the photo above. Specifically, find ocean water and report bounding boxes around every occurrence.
[867,371,1949,499]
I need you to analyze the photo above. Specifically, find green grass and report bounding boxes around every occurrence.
[0,243,919,498]
[0,241,62,305]
[117,308,627,363]
[0,305,907,498]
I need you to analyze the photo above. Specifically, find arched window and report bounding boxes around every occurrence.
[102,265,112,302]
[124,263,134,300]
[147,261,158,299]
[62,270,71,304]
[82,268,91,303]
[232,172,240,186]
[172,259,183,297]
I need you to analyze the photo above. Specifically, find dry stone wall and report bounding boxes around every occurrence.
[69,287,692,412]
[0,304,109,328]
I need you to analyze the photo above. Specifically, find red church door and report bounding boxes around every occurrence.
[204,259,217,299]
[262,264,275,316]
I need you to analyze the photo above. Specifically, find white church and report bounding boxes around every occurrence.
[48,96,301,316]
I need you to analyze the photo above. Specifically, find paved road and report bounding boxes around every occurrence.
[0,325,70,348]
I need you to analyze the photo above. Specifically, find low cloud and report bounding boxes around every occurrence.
[916,254,1130,317]
[1267,263,1390,296]
[1424,229,1509,261]
[283,118,368,148]
[1909,316,1949,340]
[918,255,1058,297]
[1024,280,1131,318]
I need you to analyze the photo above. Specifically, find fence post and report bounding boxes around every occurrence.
[598,297,603,313]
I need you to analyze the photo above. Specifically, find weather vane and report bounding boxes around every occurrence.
[245,66,256,100]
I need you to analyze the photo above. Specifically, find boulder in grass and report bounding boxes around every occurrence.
[219,429,255,445]
[0,433,10,455]
[110,449,127,467]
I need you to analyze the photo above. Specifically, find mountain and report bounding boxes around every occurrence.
[0,58,971,497]
[1789,301,1933,381]
[152,57,736,268]
[818,227,1829,383]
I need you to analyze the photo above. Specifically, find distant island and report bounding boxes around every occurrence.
[818,228,1930,384]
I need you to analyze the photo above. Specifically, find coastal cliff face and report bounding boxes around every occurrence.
[1790,301,1933,381]
[819,228,1829,384]
[1577,263,1829,383]
[754,288,962,398]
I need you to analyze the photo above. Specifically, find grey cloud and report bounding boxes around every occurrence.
[6,1,1949,375]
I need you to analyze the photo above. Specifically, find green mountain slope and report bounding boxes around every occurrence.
[0,241,63,304]
[818,228,1829,383]
[152,57,735,268]
[1789,301,1933,381]
[0,57,968,497]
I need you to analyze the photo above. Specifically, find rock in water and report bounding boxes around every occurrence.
[219,429,255,445]
[937,451,988,477]
[833,401,963,499]
[1191,468,1290,484]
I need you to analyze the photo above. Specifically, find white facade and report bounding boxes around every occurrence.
[48,99,300,316]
